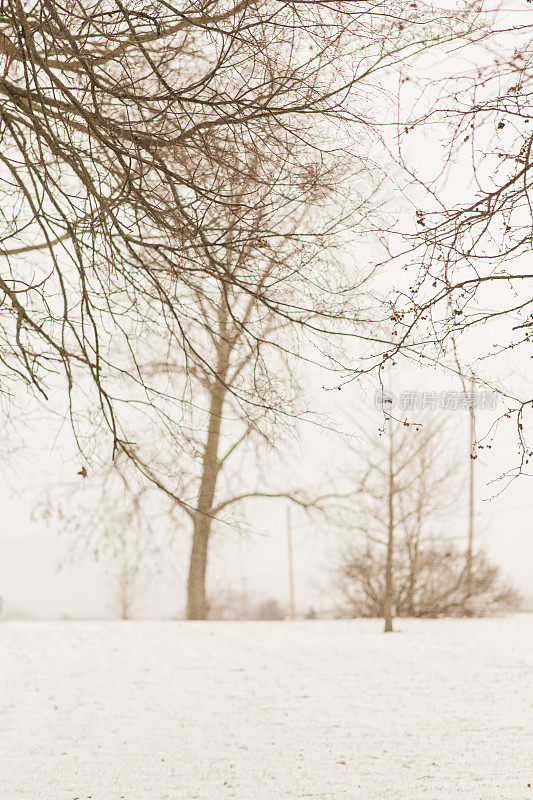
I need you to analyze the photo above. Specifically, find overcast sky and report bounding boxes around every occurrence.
[1,363,532,619]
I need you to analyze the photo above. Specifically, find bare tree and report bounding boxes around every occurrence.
[127,188,349,619]
[335,406,521,619]
[337,413,463,630]
[337,542,521,619]
[365,17,533,474]
[0,1,481,456]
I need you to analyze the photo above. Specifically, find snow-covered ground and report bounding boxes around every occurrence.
[0,616,531,800]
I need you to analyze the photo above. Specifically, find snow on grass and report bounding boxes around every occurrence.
[0,616,531,799]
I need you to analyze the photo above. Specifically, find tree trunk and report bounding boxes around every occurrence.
[186,370,227,620]
[186,515,211,620]
[383,424,395,633]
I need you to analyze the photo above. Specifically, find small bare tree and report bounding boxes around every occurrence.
[337,413,465,631]
[38,459,180,619]
[337,542,521,619]
[335,407,521,621]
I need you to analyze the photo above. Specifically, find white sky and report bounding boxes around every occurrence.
[1,363,532,619]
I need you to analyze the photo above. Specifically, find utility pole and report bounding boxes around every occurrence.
[465,375,476,616]
[383,420,395,633]
[287,506,295,620]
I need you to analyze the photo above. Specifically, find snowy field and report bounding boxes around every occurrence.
[0,617,532,800]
